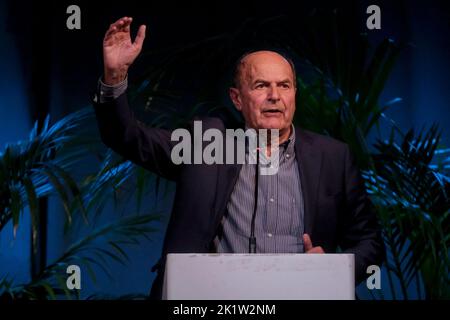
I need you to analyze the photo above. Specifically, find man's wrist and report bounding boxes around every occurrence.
[99,75,128,89]
[97,75,128,103]
[103,68,128,85]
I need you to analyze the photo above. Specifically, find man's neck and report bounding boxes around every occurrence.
[278,126,292,145]
[245,124,293,157]
[245,125,292,145]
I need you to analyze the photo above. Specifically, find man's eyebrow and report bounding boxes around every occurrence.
[253,79,269,84]
[252,79,293,84]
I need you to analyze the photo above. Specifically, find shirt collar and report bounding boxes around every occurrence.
[243,124,296,156]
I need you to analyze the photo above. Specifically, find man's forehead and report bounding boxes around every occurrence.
[241,51,291,69]
[240,51,294,81]
[233,50,296,88]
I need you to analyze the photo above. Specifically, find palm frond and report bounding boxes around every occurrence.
[1,213,161,300]
[365,126,450,299]
[0,108,95,248]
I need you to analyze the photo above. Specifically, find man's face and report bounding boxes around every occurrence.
[229,51,296,138]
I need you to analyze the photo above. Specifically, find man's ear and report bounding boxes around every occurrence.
[229,87,242,111]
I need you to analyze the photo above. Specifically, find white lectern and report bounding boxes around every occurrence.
[162,253,355,300]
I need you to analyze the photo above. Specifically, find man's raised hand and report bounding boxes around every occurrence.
[103,17,146,85]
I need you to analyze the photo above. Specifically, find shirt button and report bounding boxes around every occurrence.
[286,154,290,158]
[270,198,274,202]
[267,233,273,237]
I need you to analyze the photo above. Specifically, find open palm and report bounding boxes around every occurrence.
[103,17,146,84]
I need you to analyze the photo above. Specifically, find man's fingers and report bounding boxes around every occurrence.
[303,234,313,252]
[104,25,117,41]
[122,17,132,32]
[104,17,132,38]
[133,25,146,49]
[303,234,325,253]
[307,246,325,254]
[112,17,131,33]
[113,17,131,29]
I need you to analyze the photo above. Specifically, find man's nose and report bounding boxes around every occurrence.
[268,85,280,101]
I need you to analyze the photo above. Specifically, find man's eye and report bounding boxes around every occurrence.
[255,84,265,89]
[280,83,290,89]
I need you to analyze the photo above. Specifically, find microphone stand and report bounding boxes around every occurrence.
[249,132,259,253]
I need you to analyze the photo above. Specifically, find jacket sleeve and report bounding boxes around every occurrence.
[339,145,386,284]
[93,92,180,181]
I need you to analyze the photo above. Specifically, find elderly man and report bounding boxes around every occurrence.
[94,17,385,299]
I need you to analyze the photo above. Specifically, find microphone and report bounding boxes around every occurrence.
[249,132,260,253]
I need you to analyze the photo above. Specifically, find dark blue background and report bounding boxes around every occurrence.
[1,0,449,299]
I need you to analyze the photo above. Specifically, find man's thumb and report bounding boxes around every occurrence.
[303,233,313,252]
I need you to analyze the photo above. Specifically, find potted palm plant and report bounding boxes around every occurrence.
[0,108,166,299]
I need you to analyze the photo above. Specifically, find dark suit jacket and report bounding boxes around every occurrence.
[94,93,385,299]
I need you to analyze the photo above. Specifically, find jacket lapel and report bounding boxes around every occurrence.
[295,128,322,236]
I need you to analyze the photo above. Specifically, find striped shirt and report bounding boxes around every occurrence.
[214,126,305,253]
